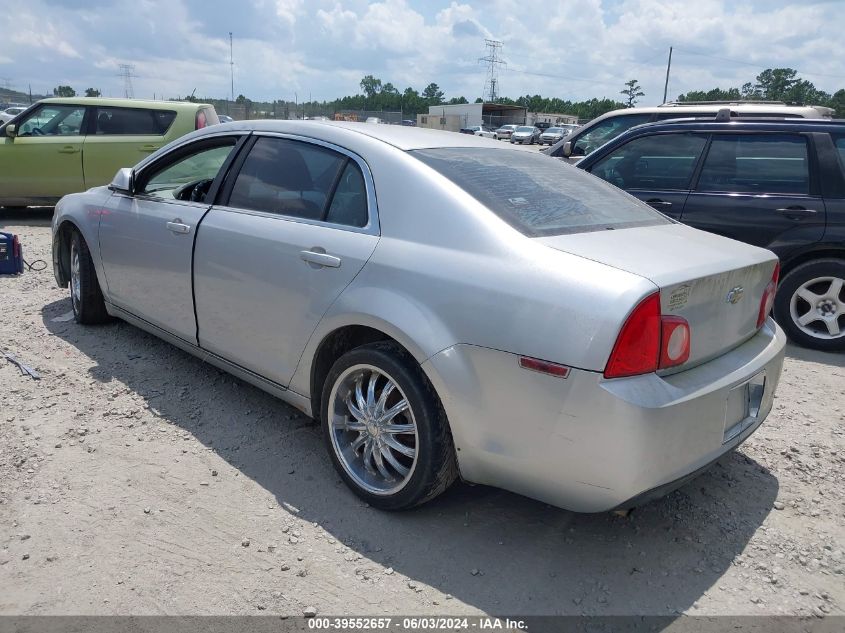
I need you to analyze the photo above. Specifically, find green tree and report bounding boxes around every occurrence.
[620,79,644,108]
[360,75,382,99]
[53,85,76,97]
[84,88,101,97]
[447,96,469,105]
[422,83,444,105]
[755,68,799,100]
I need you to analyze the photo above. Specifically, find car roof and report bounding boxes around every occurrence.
[202,120,505,151]
[619,117,845,135]
[38,97,212,110]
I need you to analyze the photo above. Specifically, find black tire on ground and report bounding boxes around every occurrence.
[70,230,110,325]
[773,258,845,352]
[320,341,458,510]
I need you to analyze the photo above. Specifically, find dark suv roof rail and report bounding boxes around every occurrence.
[659,100,789,107]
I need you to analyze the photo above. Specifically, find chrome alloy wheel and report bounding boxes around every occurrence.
[70,241,81,311]
[328,364,418,495]
[789,275,845,339]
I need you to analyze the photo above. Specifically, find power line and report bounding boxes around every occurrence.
[479,39,506,102]
[672,47,845,82]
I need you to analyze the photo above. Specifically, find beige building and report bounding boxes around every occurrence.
[417,103,528,131]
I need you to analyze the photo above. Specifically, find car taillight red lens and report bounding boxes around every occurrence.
[604,293,661,378]
[604,292,692,379]
[757,262,780,329]
[519,356,571,378]
[196,110,207,130]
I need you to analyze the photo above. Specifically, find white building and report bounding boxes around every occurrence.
[418,103,527,131]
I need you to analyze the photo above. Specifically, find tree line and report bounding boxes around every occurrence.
[46,66,844,120]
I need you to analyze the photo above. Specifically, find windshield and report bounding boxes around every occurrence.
[546,128,562,133]
[411,148,670,237]
[516,126,534,132]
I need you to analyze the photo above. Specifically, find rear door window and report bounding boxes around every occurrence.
[412,148,670,236]
[833,134,845,176]
[94,107,177,135]
[696,134,810,194]
[227,136,368,227]
[588,133,707,190]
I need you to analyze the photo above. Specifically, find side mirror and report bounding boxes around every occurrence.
[5,124,16,138]
[562,141,572,157]
[108,167,134,195]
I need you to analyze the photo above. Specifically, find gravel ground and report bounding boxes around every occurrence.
[1,208,843,618]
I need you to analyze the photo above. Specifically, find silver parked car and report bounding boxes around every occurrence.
[494,124,519,140]
[510,125,541,144]
[52,121,786,512]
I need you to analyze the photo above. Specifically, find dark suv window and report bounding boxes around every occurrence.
[697,134,809,195]
[570,114,652,156]
[833,134,845,176]
[589,133,707,190]
[95,107,177,135]
[227,137,368,227]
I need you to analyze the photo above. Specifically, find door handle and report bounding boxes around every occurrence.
[300,250,341,268]
[139,144,160,153]
[775,206,817,219]
[58,146,80,154]
[166,220,192,234]
[646,199,672,209]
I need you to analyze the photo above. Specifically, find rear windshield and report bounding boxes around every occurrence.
[411,148,671,236]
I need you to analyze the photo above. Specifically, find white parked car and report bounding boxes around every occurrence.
[0,106,26,125]
[460,125,498,139]
[52,121,785,512]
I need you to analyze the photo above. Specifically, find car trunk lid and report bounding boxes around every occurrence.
[537,223,778,371]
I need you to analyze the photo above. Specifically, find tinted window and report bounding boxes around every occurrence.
[572,114,652,156]
[141,140,237,200]
[589,133,707,190]
[833,135,845,175]
[412,148,670,237]
[325,162,368,227]
[17,104,85,136]
[95,107,176,135]
[228,137,348,222]
[697,134,809,194]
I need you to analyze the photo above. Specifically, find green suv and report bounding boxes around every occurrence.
[0,98,219,207]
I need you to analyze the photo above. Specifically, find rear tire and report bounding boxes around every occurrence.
[320,342,457,510]
[70,231,110,325]
[774,258,845,351]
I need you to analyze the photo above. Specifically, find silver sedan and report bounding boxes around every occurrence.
[52,121,785,512]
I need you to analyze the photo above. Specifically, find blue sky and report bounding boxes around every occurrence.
[1,0,843,105]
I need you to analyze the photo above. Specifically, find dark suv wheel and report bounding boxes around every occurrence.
[774,259,845,351]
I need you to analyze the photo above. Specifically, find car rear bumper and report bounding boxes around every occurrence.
[422,319,786,512]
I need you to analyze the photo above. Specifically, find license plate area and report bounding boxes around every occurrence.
[723,371,767,443]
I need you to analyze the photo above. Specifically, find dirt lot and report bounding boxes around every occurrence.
[1,208,843,618]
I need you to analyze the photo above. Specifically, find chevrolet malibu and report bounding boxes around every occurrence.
[51,121,786,512]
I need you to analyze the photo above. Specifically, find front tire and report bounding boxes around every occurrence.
[321,342,457,510]
[69,231,110,325]
[774,259,845,351]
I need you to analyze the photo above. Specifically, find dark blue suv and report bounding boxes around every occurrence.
[576,116,845,352]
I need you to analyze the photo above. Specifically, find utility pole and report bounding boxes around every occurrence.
[662,46,673,104]
[479,39,506,103]
[229,32,235,106]
[117,64,136,99]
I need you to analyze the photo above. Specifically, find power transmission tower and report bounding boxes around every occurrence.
[479,39,505,103]
[117,64,136,99]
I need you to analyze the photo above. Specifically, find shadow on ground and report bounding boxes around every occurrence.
[42,296,779,616]
[0,207,54,228]
[785,342,845,368]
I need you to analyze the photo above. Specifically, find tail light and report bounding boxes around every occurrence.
[12,235,20,259]
[756,262,780,329]
[604,292,691,379]
[196,109,208,130]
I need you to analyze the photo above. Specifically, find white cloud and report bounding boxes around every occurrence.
[0,0,841,105]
